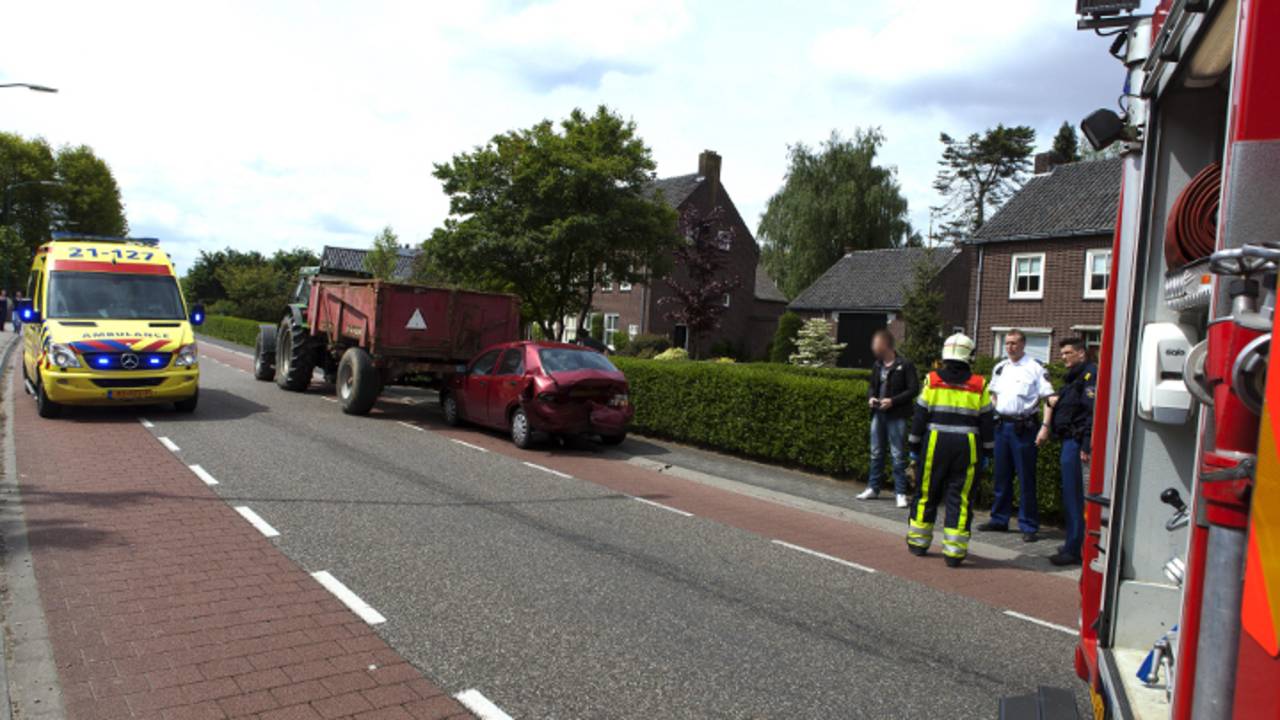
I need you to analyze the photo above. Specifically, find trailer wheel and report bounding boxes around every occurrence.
[275,317,314,392]
[337,347,380,415]
[254,325,277,381]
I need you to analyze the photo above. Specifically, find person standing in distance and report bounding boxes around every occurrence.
[978,330,1055,542]
[1039,338,1097,566]
[857,329,919,508]
[905,333,995,567]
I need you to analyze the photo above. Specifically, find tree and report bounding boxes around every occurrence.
[183,247,318,316]
[590,313,604,342]
[1050,122,1081,165]
[900,252,947,370]
[769,311,804,364]
[364,226,400,280]
[54,145,127,236]
[217,264,285,322]
[758,129,914,298]
[789,318,845,368]
[659,206,742,358]
[0,226,28,294]
[932,124,1036,241]
[423,106,678,339]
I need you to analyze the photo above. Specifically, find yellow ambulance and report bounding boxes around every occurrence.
[18,233,204,418]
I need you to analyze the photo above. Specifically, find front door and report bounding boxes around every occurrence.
[461,349,500,426]
[672,325,688,351]
[836,313,886,368]
[488,346,527,429]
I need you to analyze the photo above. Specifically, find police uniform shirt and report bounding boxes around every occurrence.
[989,354,1055,418]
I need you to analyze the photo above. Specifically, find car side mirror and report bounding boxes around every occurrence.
[15,300,39,324]
[189,304,205,326]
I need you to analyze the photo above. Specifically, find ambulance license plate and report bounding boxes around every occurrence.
[112,389,154,399]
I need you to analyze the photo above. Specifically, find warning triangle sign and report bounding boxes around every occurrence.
[405,308,428,331]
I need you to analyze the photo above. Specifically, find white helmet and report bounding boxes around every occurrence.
[941,333,975,363]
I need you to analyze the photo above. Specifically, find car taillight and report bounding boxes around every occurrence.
[610,393,629,407]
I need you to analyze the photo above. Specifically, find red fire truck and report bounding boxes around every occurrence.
[1070,1,1280,718]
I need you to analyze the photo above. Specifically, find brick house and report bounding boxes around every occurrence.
[964,157,1122,362]
[787,247,971,368]
[585,150,788,359]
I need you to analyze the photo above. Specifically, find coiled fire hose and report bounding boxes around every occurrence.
[1165,162,1221,269]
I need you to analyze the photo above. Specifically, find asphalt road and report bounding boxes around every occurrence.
[121,344,1085,719]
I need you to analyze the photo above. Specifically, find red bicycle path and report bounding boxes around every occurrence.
[202,341,1080,630]
[7,360,474,719]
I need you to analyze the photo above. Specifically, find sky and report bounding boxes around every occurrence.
[0,0,1151,275]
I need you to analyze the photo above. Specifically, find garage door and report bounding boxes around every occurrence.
[836,313,887,368]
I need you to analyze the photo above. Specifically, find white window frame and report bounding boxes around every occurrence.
[722,293,731,307]
[600,280,613,293]
[1084,249,1111,300]
[604,313,620,348]
[627,323,639,340]
[562,315,578,342]
[1009,252,1046,300]
[618,281,633,292]
[1072,324,1104,356]
[991,327,1053,364]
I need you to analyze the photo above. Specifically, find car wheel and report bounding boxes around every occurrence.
[174,391,198,413]
[510,408,533,449]
[254,325,277,381]
[442,392,462,427]
[337,347,380,415]
[599,433,627,446]
[35,378,62,419]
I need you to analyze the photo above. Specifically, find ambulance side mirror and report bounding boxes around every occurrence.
[189,304,205,326]
[15,300,39,324]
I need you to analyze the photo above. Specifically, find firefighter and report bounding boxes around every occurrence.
[906,333,996,567]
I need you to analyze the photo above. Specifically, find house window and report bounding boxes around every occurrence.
[1073,325,1104,358]
[601,280,613,293]
[628,323,639,339]
[722,293,731,307]
[562,315,578,341]
[604,314,620,347]
[1009,253,1045,300]
[715,229,733,251]
[993,328,1052,364]
[1085,249,1111,299]
[619,281,633,292]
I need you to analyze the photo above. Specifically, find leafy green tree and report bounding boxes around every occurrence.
[424,106,678,339]
[769,311,804,364]
[1050,122,1081,165]
[932,124,1036,240]
[269,247,320,278]
[183,247,317,313]
[54,145,127,236]
[759,129,914,298]
[789,318,846,367]
[590,313,604,342]
[216,264,285,322]
[0,226,28,294]
[900,252,947,370]
[364,226,400,280]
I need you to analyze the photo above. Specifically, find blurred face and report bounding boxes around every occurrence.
[1005,335,1026,360]
[871,335,890,358]
[1060,343,1087,368]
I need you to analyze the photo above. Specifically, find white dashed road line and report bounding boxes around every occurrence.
[771,540,876,574]
[311,571,387,625]
[139,417,155,428]
[449,438,489,453]
[189,464,219,486]
[453,689,515,720]
[157,437,180,453]
[521,461,573,479]
[396,421,425,432]
[632,497,694,517]
[234,506,281,538]
[1004,610,1076,636]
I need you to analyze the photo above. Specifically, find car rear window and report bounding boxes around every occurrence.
[537,348,618,374]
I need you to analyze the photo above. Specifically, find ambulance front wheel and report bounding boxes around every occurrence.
[35,378,62,419]
[174,391,198,413]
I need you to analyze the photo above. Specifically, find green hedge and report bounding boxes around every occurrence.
[201,314,262,348]
[738,362,872,382]
[614,356,1071,520]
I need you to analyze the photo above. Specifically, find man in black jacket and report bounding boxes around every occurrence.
[858,329,920,507]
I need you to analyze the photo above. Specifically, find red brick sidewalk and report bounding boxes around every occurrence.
[8,372,473,720]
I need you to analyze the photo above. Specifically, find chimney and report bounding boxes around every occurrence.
[698,150,722,206]
[1034,151,1055,175]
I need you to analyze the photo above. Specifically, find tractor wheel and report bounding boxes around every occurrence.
[337,347,380,415]
[274,317,314,392]
[254,325,277,381]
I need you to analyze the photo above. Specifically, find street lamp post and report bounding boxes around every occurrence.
[0,83,57,93]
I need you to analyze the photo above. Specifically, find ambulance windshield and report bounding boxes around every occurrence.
[47,271,186,320]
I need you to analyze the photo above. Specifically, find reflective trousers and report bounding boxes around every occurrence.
[907,430,979,559]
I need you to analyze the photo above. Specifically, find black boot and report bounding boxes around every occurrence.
[908,545,928,557]
[944,555,963,568]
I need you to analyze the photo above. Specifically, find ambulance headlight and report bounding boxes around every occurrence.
[174,343,198,368]
[48,343,81,369]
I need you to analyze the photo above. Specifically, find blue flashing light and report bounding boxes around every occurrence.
[148,357,163,366]
[21,309,33,321]
[96,357,110,367]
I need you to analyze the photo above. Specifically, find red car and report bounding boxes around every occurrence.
[441,341,633,448]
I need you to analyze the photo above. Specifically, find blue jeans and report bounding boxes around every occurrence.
[989,421,1040,532]
[867,413,908,495]
[1060,438,1085,558]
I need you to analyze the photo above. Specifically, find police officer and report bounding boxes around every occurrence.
[1040,337,1096,566]
[906,333,995,567]
[978,330,1055,542]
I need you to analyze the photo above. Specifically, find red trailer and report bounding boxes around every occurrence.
[254,272,521,415]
